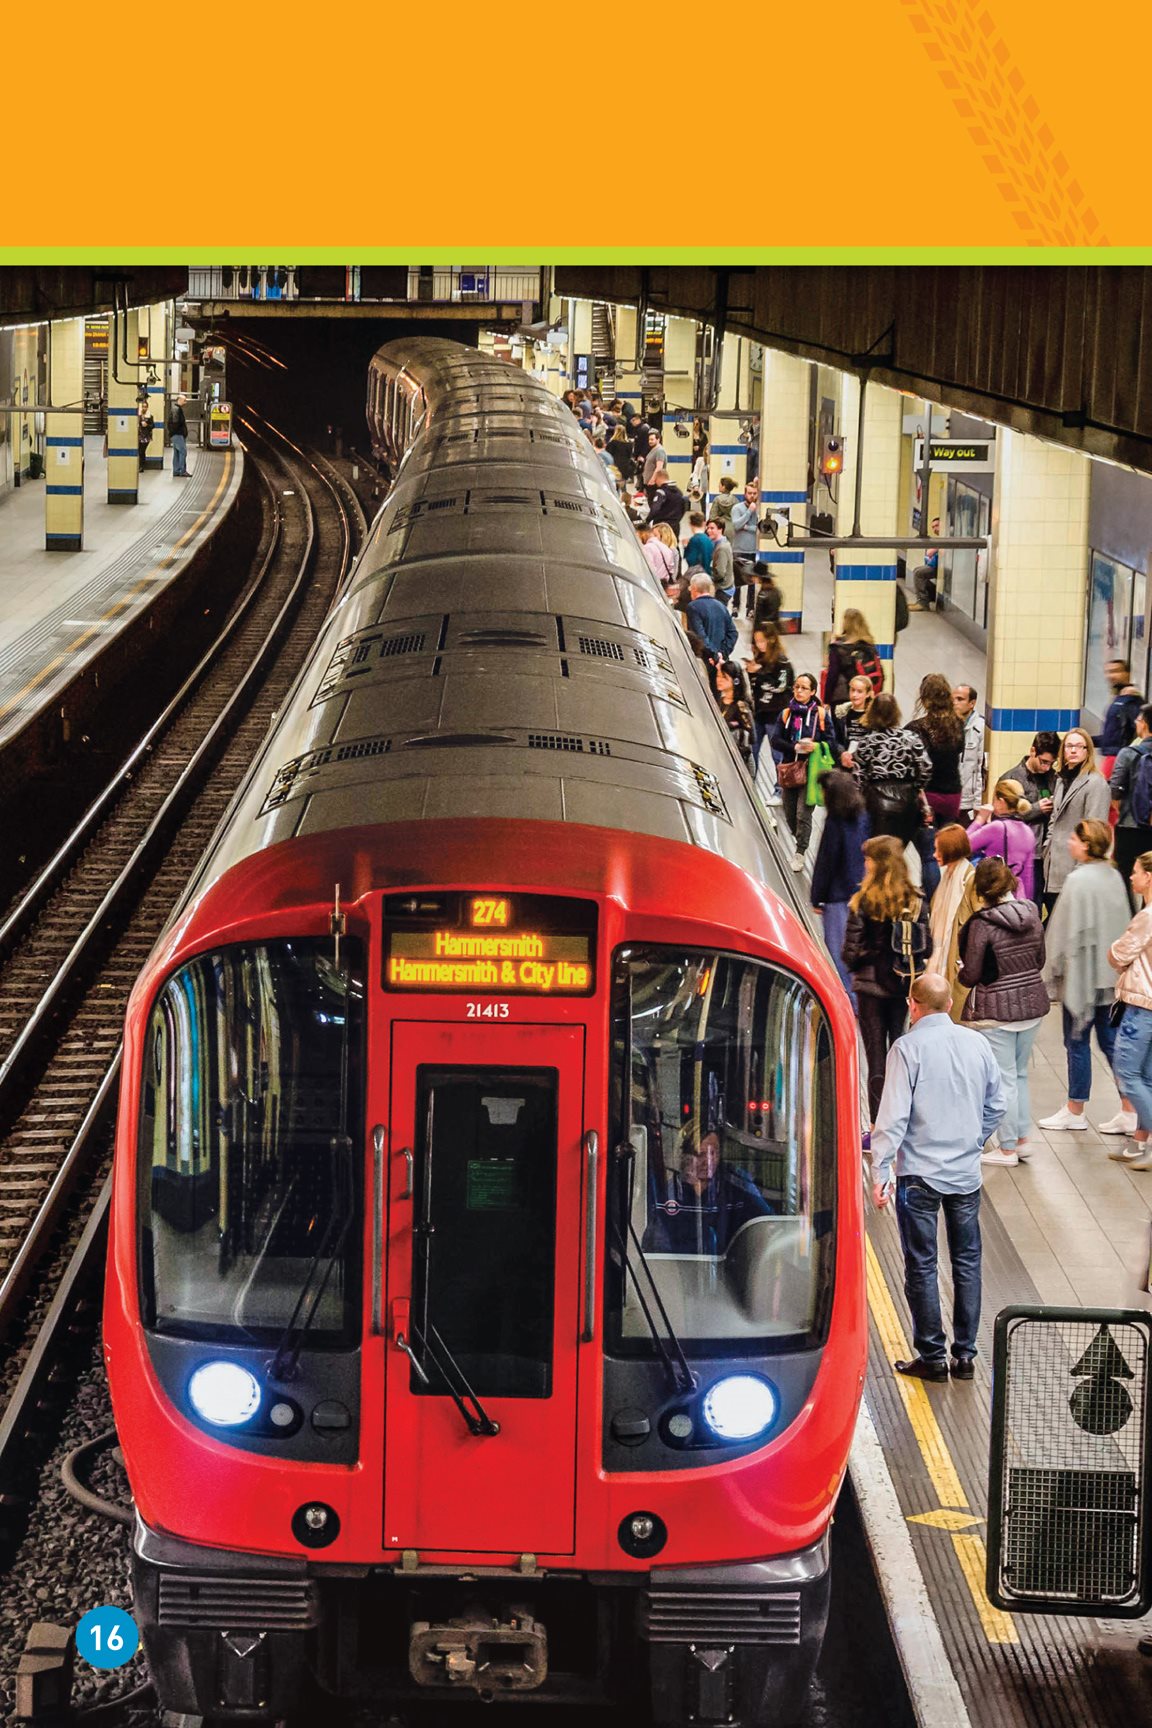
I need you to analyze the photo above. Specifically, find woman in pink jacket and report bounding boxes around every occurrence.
[967,778,1038,900]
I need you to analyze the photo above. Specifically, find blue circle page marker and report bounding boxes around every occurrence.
[76,1605,140,1669]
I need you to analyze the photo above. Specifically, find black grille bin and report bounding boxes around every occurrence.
[987,1306,1152,1617]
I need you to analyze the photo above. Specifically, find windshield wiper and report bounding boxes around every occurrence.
[269,1133,353,1383]
[396,1317,500,1437]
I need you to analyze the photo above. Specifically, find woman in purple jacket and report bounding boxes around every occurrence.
[967,778,1039,901]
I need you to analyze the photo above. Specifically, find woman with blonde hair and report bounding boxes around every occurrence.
[842,835,933,1120]
[1040,818,1134,1135]
[968,778,1040,901]
[824,608,882,706]
[640,522,680,583]
[1042,727,1111,912]
[930,824,980,1022]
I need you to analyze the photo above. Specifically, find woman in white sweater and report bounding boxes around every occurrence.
[1107,849,1152,1169]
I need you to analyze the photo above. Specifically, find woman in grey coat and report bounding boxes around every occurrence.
[1042,728,1112,910]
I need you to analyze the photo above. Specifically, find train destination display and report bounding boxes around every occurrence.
[382,893,596,993]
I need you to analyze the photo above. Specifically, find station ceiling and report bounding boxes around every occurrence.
[0,267,189,327]
[554,265,1152,476]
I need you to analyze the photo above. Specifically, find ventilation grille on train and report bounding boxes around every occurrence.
[264,737,393,808]
[158,1574,318,1631]
[643,1590,803,1648]
[576,635,675,676]
[388,491,620,532]
[528,733,612,755]
[458,627,551,649]
[315,630,429,703]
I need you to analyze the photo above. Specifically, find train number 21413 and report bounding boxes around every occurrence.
[466,1001,510,1019]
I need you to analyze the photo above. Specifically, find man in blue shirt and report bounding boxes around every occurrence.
[686,575,738,661]
[871,972,1005,1382]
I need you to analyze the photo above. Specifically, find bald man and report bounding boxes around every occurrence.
[871,972,1005,1383]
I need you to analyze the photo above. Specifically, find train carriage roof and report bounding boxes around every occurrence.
[180,339,792,904]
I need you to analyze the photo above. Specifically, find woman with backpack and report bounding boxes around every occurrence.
[1042,728,1112,914]
[824,608,882,706]
[771,673,837,871]
[906,672,966,827]
[957,857,1049,1167]
[834,674,874,765]
[842,835,932,1121]
[851,692,933,846]
[1040,819,1134,1137]
[967,779,1039,901]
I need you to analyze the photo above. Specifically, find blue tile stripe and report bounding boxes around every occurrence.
[666,453,692,464]
[618,391,642,401]
[46,484,83,495]
[988,707,1081,732]
[779,610,802,621]
[709,444,748,455]
[46,435,83,448]
[761,549,804,563]
[836,564,898,581]
[108,447,138,458]
[760,489,808,503]
[876,644,894,660]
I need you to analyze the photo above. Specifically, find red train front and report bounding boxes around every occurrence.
[104,339,866,1725]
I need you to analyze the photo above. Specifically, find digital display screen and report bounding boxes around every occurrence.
[382,892,596,995]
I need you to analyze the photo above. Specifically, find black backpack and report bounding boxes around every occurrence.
[851,642,884,696]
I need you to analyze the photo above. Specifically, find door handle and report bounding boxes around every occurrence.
[372,1124,386,1334]
[398,1146,414,1200]
[582,1130,599,1343]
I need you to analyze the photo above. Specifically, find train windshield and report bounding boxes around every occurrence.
[607,947,836,1357]
[136,939,364,1346]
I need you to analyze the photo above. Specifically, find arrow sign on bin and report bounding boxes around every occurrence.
[1069,1325,1135,1435]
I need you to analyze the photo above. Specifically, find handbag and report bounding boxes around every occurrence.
[866,778,918,824]
[1109,997,1127,1028]
[806,740,837,807]
[778,758,807,788]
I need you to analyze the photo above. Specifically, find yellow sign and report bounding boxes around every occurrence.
[386,928,592,994]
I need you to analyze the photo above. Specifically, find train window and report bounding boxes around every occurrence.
[607,948,835,1357]
[409,1066,558,1399]
[136,939,364,1347]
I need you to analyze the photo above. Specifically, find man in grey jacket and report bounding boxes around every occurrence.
[952,685,986,821]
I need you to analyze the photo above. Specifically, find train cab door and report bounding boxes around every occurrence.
[381,1021,586,1557]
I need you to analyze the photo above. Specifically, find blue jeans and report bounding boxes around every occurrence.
[1062,1004,1117,1102]
[1112,1005,1152,1131]
[821,900,857,1013]
[171,433,187,475]
[978,1023,1041,1149]
[896,1177,982,1362]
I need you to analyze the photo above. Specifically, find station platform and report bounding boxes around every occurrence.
[766,587,1152,1722]
[0,436,242,752]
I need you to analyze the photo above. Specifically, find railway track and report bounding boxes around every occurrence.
[0,420,362,1556]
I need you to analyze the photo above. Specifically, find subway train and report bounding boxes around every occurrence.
[104,338,867,1724]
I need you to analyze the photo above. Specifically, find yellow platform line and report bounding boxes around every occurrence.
[866,1233,1019,1645]
[0,452,234,724]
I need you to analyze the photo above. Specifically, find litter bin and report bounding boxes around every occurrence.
[28,451,44,480]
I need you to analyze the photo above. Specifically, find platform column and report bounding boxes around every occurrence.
[832,376,903,688]
[44,318,85,550]
[660,315,696,493]
[758,349,812,636]
[985,430,1090,783]
[107,307,140,504]
[568,300,594,395]
[707,335,754,495]
[140,303,166,469]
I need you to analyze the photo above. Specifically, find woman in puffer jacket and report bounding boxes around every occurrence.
[1107,849,1152,1169]
[957,856,1048,1167]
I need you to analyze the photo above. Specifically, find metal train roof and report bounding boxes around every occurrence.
[181,338,792,904]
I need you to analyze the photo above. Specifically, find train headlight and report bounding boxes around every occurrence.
[701,1375,778,1442]
[188,1361,262,1427]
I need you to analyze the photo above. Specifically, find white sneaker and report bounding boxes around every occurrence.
[1097,1109,1138,1135]
[1108,1141,1148,1162]
[1038,1106,1088,1132]
[981,1148,1019,1167]
[791,852,806,872]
